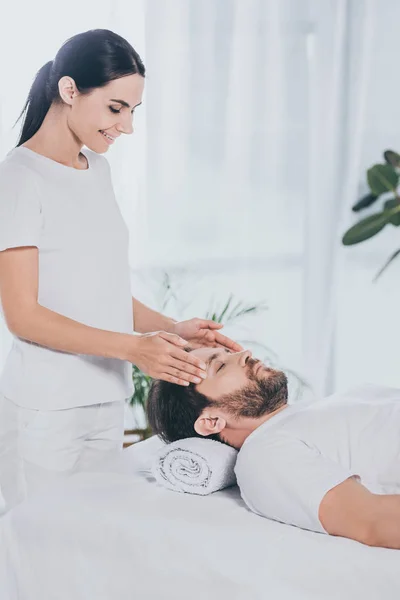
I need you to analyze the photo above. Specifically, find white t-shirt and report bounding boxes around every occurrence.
[0,146,134,410]
[234,384,400,534]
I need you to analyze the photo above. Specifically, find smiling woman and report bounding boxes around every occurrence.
[0,29,149,513]
[0,28,244,514]
[14,29,145,162]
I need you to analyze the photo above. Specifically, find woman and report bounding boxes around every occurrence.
[0,29,241,514]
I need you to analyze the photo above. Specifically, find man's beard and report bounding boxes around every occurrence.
[215,359,289,419]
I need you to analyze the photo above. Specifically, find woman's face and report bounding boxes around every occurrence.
[66,73,145,153]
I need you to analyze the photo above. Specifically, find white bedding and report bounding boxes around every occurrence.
[0,451,399,600]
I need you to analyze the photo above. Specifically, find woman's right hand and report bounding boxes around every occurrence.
[123,331,208,386]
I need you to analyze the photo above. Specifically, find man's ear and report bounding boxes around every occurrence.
[194,412,226,437]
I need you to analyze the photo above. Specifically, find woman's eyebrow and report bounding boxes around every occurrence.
[110,98,142,109]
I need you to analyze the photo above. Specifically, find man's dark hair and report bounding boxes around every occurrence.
[147,380,221,443]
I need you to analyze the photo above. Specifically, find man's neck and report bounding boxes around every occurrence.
[222,404,289,449]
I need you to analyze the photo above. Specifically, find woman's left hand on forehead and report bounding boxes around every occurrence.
[172,318,243,352]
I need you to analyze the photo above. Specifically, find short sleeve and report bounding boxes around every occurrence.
[235,435,360,534]
[0,167,44,252]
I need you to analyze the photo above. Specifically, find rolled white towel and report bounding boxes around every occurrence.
[152,437,238,495]
[123,434,167,473]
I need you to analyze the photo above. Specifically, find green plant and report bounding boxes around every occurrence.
[205,293,268,323]
[342,149,400,280]
[131,364,153,412]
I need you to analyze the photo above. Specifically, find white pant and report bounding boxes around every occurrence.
[0,393,125,515]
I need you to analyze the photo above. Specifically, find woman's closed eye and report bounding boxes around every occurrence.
[109,107,135,115]
[216,362,225,373]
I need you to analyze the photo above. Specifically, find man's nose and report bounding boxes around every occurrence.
[234,350,252,367]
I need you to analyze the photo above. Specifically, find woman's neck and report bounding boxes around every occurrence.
[22,104,87,170]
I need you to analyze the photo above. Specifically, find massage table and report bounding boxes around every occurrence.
[0,441,399,600]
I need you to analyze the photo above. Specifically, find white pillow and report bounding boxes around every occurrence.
[123,435,167,473]
[151,437,238,495]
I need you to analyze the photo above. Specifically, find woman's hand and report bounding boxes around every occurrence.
[173,318,243,352]
[124,331,208,386]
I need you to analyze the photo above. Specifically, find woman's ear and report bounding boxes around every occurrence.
[194,413,226,437]
[58,76,78,105]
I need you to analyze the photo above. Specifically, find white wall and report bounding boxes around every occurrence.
[1,0,399,402]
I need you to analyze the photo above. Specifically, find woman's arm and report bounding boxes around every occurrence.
[0,246,131,359]
[132,296,177,334]
[0,248,206,384]
[12,301,131,359]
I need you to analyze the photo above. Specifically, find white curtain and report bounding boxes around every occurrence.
[302,0,375,395]
[1,0,399,400]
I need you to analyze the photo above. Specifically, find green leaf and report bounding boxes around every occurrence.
[342,212,392,245]
[367,164,399,195]
[384,150,400,168]
[352,192,379,212]
[205,296,268,325]
[383,198,400,226]
[129,364,153,409]
[373,248,400,282]
[218,294,234,323]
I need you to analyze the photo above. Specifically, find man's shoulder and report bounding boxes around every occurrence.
[234,431,318,496]
[236,429,305,467]
[239,403,312,449]
[325,383,400,404]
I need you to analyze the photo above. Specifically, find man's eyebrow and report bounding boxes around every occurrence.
[110,99,142,109]
[206,352,219,368]
[206,348,231,367]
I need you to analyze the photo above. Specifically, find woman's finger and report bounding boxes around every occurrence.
[168,358,206,381]
[164,367,202,385]
[214,341,230,349]
[160,373,190,386]
[212,331,243,352]
[158,331,188,347]
[196,320,224,330]
[171,347,207,371]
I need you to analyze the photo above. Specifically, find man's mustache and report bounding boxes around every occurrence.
[246,358,262,376]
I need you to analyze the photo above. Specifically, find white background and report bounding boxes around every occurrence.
[0,0,399,404]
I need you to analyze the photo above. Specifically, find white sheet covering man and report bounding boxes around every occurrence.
[147,346,400,549]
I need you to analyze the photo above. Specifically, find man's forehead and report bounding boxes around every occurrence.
[188,347,232,366]
[188,347,230,357]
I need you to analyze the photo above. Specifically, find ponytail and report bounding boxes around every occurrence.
[14,61,54,147]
